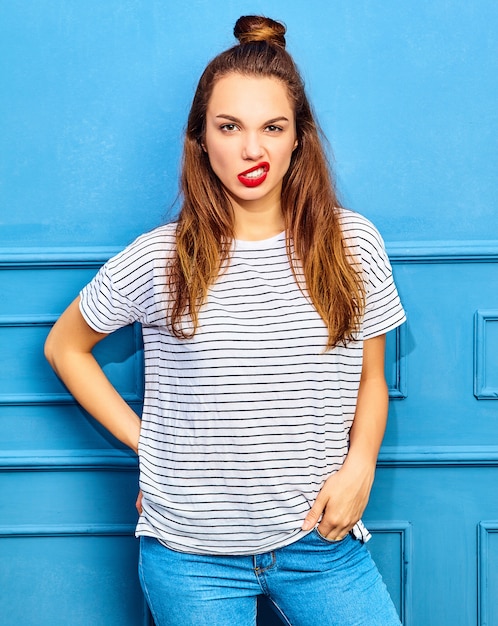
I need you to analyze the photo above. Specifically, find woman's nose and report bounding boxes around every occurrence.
[242,133,264,160]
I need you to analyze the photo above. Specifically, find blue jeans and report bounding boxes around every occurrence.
[138,531,402,626]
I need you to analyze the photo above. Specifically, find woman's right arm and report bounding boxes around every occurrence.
[44,297,141,453]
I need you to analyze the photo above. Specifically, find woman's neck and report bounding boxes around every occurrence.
[231,199,285,241]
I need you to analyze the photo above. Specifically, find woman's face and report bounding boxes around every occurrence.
[203,73,297,218]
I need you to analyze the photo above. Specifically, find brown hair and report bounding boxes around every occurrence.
[169,15,365,349]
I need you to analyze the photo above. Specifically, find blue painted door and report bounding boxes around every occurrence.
[1,2,497,625]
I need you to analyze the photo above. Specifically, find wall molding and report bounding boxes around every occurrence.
[1,240,498,268]
[0,523,136,537]
[387,323,407,400]
[0,248,121,269]
[365,521,412,626]
[474,310,498,400]
[0,449,138,471]
[387,240,498,263]
[4,446,498,471]
[478,521,498,626]
[378,445,498,467]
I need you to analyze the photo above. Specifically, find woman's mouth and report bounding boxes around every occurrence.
[237,162,269,188]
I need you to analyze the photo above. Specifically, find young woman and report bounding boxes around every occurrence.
[45,15,406,626]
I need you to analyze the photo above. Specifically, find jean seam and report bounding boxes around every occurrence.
[138,538,160,626]
[253,551,276,575]
[266,597,294,626]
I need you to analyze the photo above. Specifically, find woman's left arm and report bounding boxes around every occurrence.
[302,334,388,539]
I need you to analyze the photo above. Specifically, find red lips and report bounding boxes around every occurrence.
[237,162,269,188]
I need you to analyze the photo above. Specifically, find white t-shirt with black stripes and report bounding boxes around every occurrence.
[79,208,406,555]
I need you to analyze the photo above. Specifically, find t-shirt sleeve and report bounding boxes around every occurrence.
[78,226,172,334]
[79,262,145,333]
[359,220,406,339]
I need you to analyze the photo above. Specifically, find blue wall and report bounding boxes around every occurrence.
[1,2,497,625]
[2,0,497,247]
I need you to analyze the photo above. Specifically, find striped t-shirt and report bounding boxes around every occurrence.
[79,208,406,555]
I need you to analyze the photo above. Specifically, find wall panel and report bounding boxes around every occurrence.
[0,252,146,624]
[1,528,151,626]
[2,245,497,624]
[474,311,498,399]
[478,522,498,626]
[366,522,412,624]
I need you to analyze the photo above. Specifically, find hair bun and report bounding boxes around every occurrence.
[234,15,286,48]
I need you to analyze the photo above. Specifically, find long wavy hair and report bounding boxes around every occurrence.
[168,16,365,349]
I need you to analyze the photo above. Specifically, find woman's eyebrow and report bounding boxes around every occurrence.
[215,114,290,125]
[215,114,242,123]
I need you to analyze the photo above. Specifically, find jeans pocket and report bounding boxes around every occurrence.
[313,527,351,544]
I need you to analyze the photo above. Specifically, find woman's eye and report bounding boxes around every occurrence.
[265,125,283,133]
[220,123,238,132]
